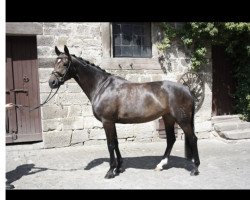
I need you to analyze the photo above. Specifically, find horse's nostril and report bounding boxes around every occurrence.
[49,79,58,89]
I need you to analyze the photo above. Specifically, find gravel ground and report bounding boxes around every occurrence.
[6,138,250,189]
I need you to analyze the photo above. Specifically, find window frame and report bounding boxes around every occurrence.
[101,22,162,71]
[112,22,152,58]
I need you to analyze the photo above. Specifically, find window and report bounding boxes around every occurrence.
[112,22,152,58]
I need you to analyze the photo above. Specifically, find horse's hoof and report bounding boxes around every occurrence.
[115,167,125,174]
[104,172,115,179]
[190,169,199,176]
[154,166,163,171]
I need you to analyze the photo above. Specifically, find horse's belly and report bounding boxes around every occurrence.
[117,104,166,123]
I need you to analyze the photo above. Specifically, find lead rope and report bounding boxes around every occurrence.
[8,86,60,112]
[29,86,60,112]
[29,60,71,111]
[11,60,71,112]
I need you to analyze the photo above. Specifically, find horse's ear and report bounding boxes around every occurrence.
[55,46,61,56]
[64,45,71,60]
[64,45,69,55]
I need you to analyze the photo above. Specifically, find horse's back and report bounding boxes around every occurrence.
[92,76,193,123]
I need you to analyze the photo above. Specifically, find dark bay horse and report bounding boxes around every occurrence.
[49,45,200,178]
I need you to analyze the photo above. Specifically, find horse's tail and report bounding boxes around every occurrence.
[184,99,195,160]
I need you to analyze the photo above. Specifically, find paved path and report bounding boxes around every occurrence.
[6,138,250,189]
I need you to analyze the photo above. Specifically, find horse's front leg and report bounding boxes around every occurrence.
[103,121,123,179]
[114,125,124,175]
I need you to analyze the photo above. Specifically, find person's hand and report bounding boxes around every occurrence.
[6,103,15,109]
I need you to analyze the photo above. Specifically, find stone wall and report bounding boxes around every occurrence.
[36,22,213,148]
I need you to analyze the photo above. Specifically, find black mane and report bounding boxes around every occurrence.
[72,55,111,75]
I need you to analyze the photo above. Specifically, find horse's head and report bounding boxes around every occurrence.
[49,45,73,89]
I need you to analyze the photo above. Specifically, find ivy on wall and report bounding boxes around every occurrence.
[158,22,250,121]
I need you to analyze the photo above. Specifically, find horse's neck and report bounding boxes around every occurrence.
[73,61,109,102]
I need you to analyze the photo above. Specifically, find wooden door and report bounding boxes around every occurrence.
[212,46,236,116]
[6,36,42,143]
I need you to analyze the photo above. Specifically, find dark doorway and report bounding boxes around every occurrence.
[6,36,42,143]
[212,46,236,116]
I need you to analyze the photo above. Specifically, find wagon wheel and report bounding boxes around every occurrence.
[178,72,205,113]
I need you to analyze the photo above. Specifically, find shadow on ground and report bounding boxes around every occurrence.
[6,155,195,189]
[84,155,195,172]
[6,164,48,185]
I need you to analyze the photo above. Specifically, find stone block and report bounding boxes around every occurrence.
[62,117,84,130]
[125,74,139,82]
[220,129,250,140]
[80,49,102,64]
[38,58,55,68]
[40,93,57,106]
[38,68,53,83]
[83,116,103,129]
[44,28,71,36]
[82,38,102,47]
[89,129,106,140]
[57,93,89,105]
[151,74,164,81]
[42,119,62,132]
[37,35,55,46]
[37,46,54,58]
[56,37,69,47]
[140,75,152,83]
[43,23,58,28]
[76,25,100,38]
[43,131,72,148]
[71,130,89,144]
[65,83,82,93]
[134,138,153,142]
[122,122,155,140]
[194,121,212,133]
[6,22,43,35]
[133,122,156,134]
[136,131,154,139]
[82,106,94,117]
[83,22,100,27]
[84,140,107,146]
[57,23,77,29]
[39,83,52,93]
[116,124,135,138]
[196,131,211,139]
[68,105,83,117]
[42,106,68,120]
[67,38,84,47]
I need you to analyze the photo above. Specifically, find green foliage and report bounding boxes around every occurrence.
[157,23,176,52]
[159,22,250,121]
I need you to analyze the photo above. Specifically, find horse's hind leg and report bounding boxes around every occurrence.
[155,114,176,171]
[178,121,200,176]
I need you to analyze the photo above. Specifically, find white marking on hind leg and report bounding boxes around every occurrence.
[155,158,168,171]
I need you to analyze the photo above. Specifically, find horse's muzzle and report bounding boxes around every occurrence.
[49,76,60,89]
